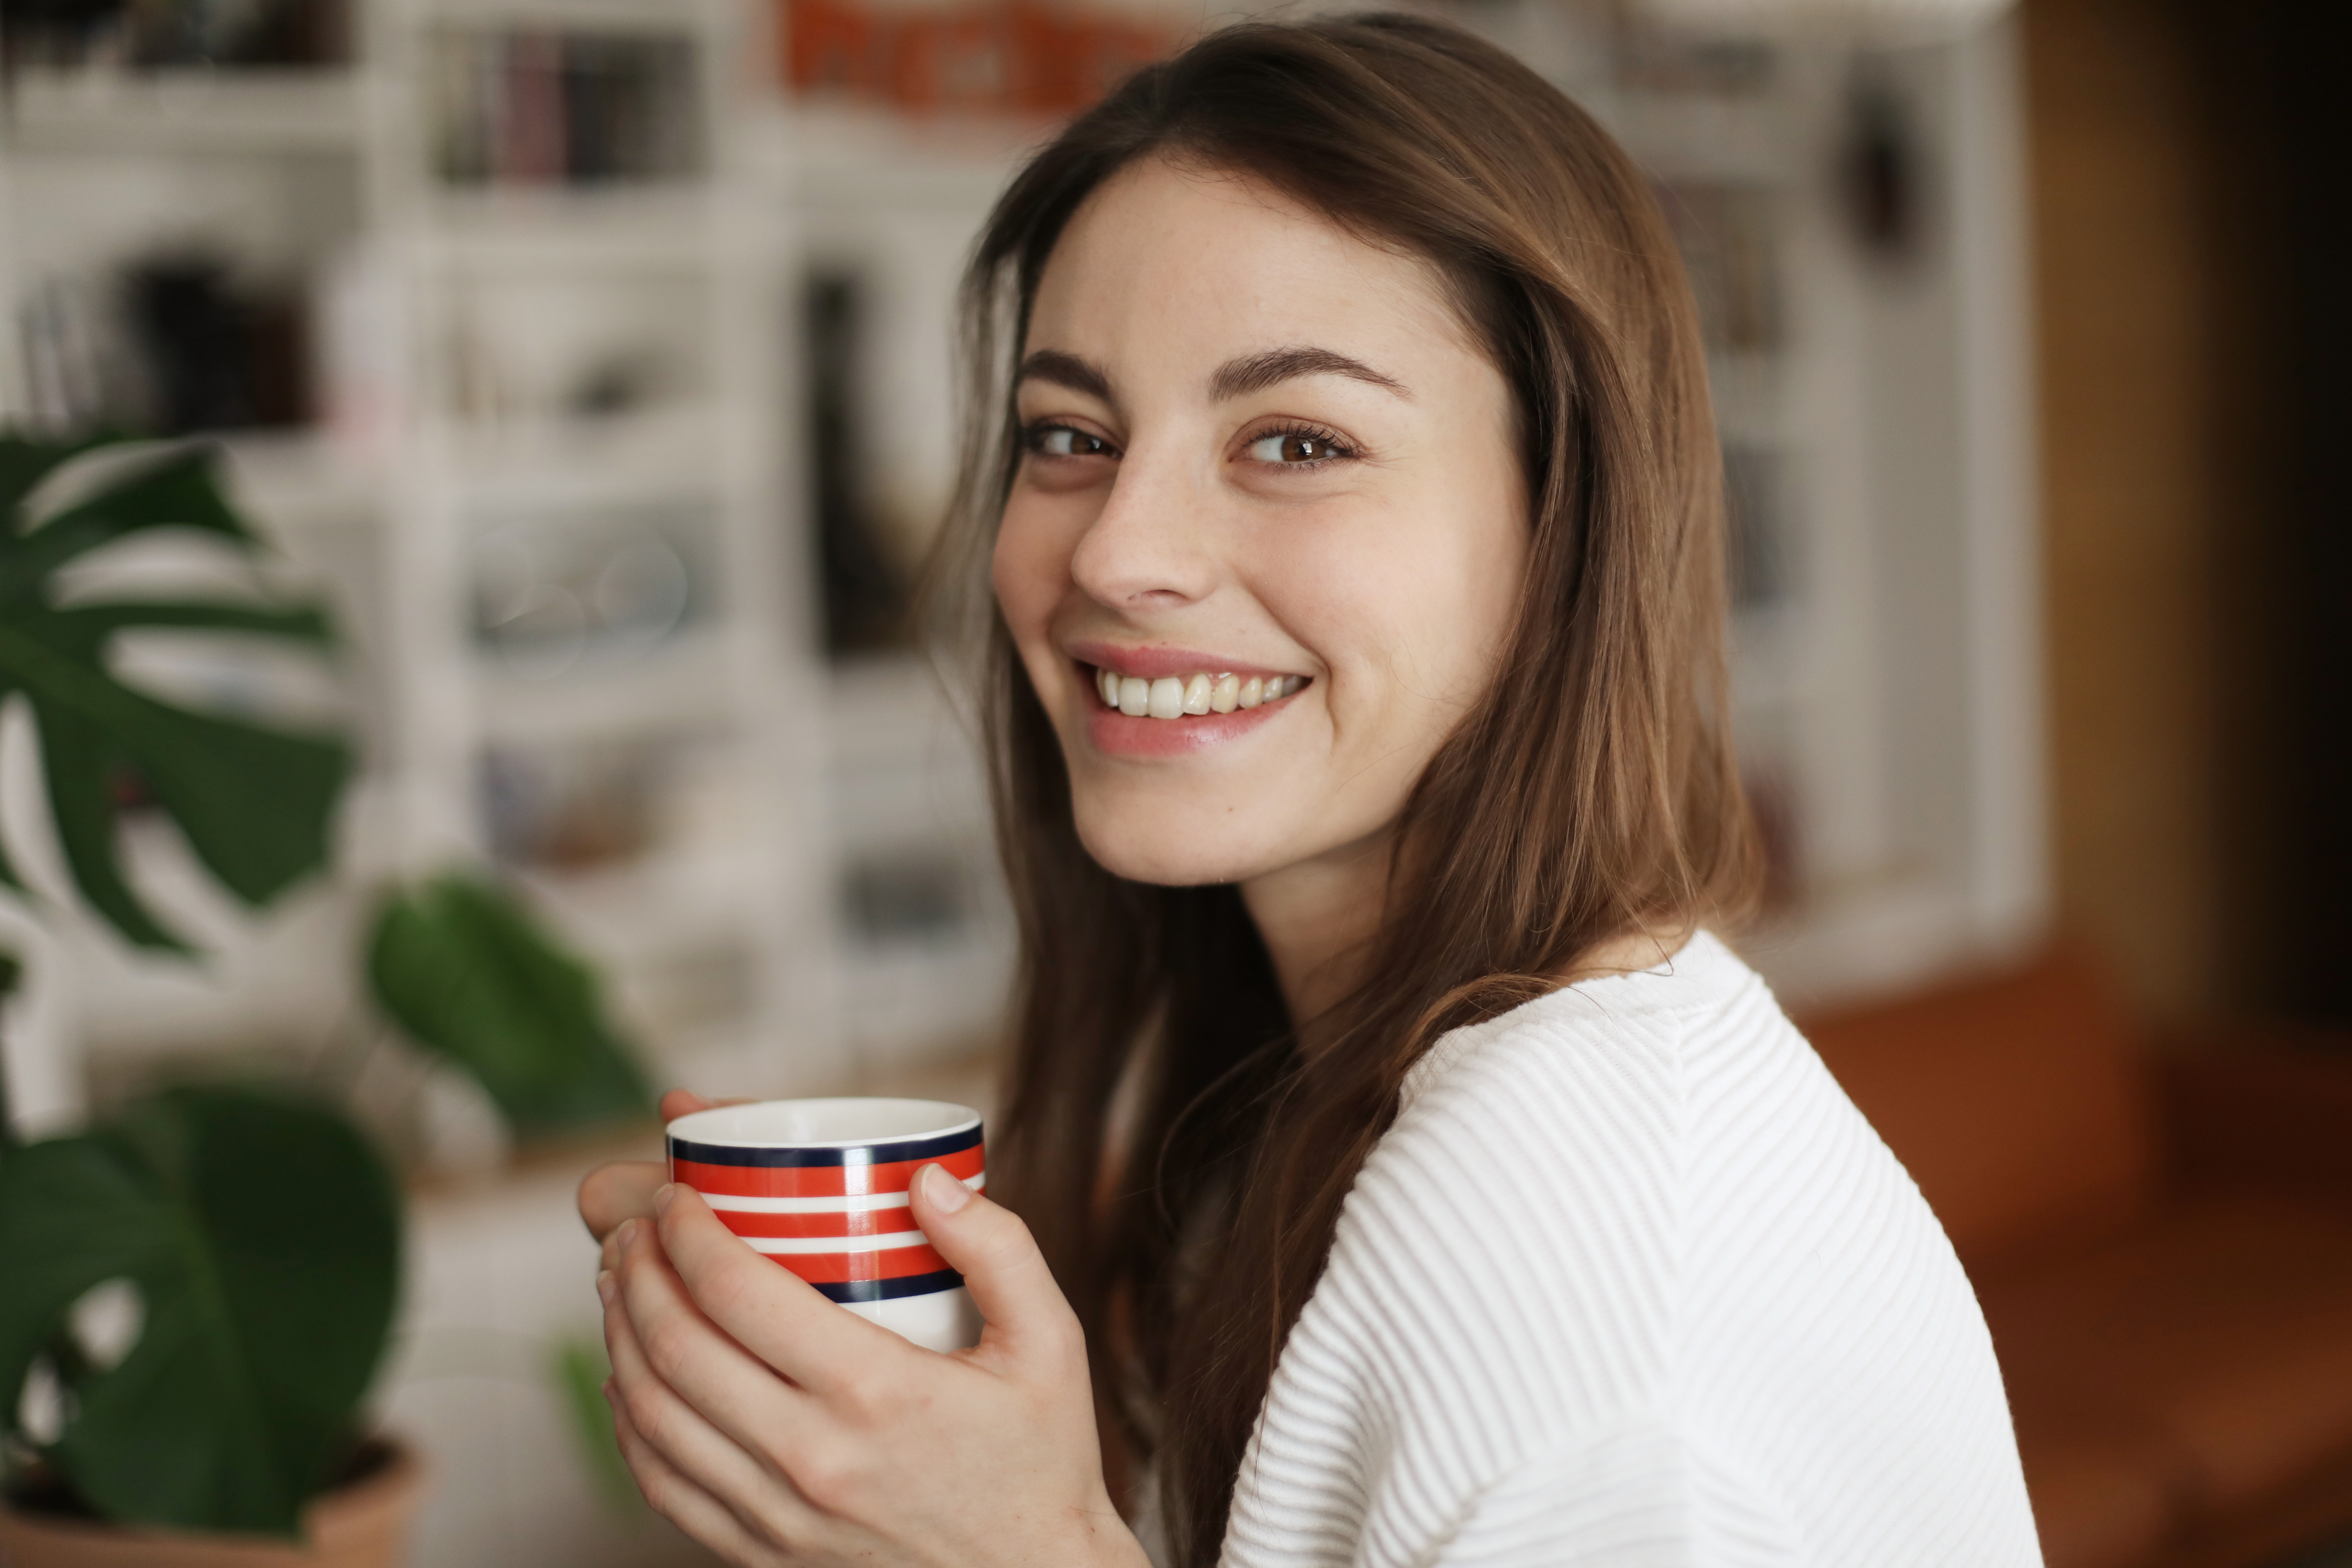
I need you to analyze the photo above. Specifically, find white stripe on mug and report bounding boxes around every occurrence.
[738,1228,936,1256]
[701,1173,985,1214]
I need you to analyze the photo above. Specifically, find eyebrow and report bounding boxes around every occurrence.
[1210,346,1410,402]
[1013,344,1413,407]
[1015,350,1115,403]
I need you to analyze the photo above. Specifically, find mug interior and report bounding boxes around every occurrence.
[666,1097,980,1149]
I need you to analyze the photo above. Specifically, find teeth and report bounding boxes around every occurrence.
[1094,665,1305,719]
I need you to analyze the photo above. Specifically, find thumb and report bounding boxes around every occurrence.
[909,1161,1080,1364]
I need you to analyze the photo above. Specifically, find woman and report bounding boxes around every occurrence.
[580,15,2043,1566]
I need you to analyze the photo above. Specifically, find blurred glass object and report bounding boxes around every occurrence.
[472,512,699,679]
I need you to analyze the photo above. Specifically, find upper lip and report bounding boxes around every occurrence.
[1067,639,1305,682]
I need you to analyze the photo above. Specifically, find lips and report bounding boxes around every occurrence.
[1066,644,1312,760]
[1094,667,1307,718]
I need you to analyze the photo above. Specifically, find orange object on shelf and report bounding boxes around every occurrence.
[781,0,1171,117]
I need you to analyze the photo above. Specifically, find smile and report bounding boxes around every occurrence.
[1091,667,1309,718]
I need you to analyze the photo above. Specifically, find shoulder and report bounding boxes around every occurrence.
[1233,935,2042,1566]
[1383,931,1805,1188]
[1287,935,1803,1443]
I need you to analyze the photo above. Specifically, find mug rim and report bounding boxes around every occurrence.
[665,1096,982,1151]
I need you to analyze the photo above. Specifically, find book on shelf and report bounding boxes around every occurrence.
[433,26,702,188]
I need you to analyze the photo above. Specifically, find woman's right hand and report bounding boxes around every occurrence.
[580,1089,731,1256]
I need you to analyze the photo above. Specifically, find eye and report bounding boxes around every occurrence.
[1243,426,1354,466]
[1025,423,1116,459]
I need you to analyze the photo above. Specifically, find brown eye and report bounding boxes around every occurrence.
[1028,425,1113,458]
[1245,430,1349,464]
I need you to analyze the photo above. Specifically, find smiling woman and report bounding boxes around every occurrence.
[576,14,2044,1568]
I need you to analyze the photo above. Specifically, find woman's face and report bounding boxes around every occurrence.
[992,158,1528,889]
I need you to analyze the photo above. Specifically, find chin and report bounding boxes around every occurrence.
[1070,800,1272,888]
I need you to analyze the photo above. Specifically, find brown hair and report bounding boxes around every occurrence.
[930,14,1758,1563]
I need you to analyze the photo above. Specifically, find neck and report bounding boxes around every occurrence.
[1241,841,1698,1035]
[1239,833,1394,1030]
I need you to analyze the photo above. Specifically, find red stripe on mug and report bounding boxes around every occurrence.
[674,1143,984,1198]
[720,1209,924,1240]
[766,1244,950,1284]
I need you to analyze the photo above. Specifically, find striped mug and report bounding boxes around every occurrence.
[665,1098,985,1352]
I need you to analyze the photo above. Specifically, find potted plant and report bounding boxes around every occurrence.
[0,435,652,1565]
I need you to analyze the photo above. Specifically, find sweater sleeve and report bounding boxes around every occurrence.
[1428,1424,1804,1568]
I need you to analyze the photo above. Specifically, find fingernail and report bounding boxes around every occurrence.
[653,1183,677,1217]
[922,1162,972,1214]
[617,1218,640,1252]
[596,1269,615,1304]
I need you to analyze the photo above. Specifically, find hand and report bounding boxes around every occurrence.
[579,1089,725,1248]
[598,1157,1146,1568]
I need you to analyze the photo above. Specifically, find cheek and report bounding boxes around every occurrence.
[990,499,1069,646]
[1284,493,1527,713]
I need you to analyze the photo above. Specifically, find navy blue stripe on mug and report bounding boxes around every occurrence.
[809,1268,965,1304]
[668,1125,982,1169]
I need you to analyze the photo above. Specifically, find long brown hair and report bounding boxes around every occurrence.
[929,14,1758,1562]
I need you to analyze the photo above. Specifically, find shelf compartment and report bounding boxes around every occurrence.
[4,67,363,154]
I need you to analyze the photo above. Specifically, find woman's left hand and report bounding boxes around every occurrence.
[597,1161,1147,1568]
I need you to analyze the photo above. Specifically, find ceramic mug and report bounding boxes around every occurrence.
[665,1098,985,1352]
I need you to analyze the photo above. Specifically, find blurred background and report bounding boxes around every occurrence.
[0,0,2345,1562]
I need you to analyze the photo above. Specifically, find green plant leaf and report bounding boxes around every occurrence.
[0,1085,401,1534]
[366,873,652,1139]
[551,1336,644,1516]
[0,434,351,952]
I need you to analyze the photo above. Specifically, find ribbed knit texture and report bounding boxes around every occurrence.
[1217,933,2044,1567]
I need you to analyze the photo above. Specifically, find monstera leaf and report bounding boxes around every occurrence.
[366,872,653,1139]
[0,434,350,951]
[0,1085,401,1535]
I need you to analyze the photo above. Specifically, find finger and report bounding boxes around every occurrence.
[658,1089,754,1122]
[580,1160,668,1242]
[602,1260,822,1549]
[612,1218,827,1456]
[658,1088,715,1123]
[909,1161,1085,1368]
[606,1381,780,1567]
[653,1182,905,1394]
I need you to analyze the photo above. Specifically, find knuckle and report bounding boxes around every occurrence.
[696,1254,760,1320]
[640,1314,697,1379]
[831,1367,898,1427]
[635,1470,686,1525]
[1039,1312,1088,1368]
[745,1503,801,1554]
[619,1385,670,1449]
[786,1447,856,1513]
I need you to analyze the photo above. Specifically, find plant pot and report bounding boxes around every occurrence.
[0,1440,424,1568]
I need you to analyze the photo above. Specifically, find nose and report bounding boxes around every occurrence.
[1068,445,1220,611]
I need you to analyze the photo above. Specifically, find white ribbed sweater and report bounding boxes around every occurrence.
[1216,933,2044,1567]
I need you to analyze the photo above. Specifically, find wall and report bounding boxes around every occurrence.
[2024,0,2240,1019]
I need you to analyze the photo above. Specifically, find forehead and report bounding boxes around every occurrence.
[1026,157,1472,374]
